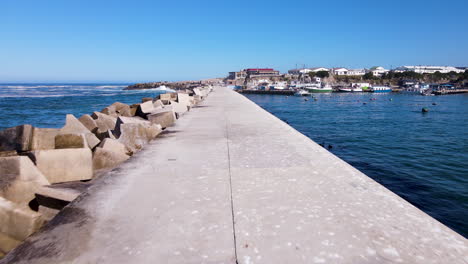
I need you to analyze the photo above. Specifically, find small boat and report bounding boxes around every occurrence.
[370,86,392,93]
[339,87,363,92]
[294,90,310,96]
[308,83,333,93]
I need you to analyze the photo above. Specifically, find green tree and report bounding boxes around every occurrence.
[315,71,329,78]
[363,72,374,80]
[308,72,316,78]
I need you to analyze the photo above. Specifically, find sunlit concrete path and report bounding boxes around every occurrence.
[2,87,467,264]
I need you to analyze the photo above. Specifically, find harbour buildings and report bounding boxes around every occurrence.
[395,65,465,74]
[228,68,280,80]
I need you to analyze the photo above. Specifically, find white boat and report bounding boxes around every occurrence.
[339,87,363,92]
[370,86,392,93]
[294,90,310,96]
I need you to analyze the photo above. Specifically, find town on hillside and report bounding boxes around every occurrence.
[225,66,468,95]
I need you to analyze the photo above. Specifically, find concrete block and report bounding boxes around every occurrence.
[0,156,50,206]
[29,148,93,184]
[38,206,60,222]
[135,101,154,118]
[113,116,151,137]
[100,102,132,117]
[93,148,130,171]
[147,110,176,129]
[91,112,118,133]
[0,151,17,157]
[177,93,191,106]
[95,129,116,141]
[0,232,21,255]
[169,101,189,116]
[59,114,100,149]
[35,185,81,210]
[78,114,98,132]
[55,133,87,149]
[31,128,59,150]
[60,114,89,134]
[0,197,45,241]
[99,138,127,154]
[153,100,164,108]
[116,123,162,153]
[129,104,140,116]
[0,125,33,152]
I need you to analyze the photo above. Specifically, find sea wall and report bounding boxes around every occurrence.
[0,86,212,257]
[0,86,466,263]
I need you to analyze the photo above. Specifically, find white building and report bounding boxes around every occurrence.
[395,66,465,74]
[331,68,348,75]
[368,66,389,76]
[346,69,366,76]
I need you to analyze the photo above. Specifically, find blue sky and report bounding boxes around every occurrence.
[1,0,467,82]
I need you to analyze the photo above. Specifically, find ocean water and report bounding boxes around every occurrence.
[244,92,468,237]
[0,85,467,237]
[0,84,164,129]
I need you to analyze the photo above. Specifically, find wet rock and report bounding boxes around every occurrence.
[28,148,93,184]
[0,197,45,241]
[100,102,132,117]
[0,125,33,152]
[0,156,49,206]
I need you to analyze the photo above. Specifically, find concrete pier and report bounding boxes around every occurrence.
[2,86,467,263]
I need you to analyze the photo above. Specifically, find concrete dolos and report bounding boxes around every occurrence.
[2,86,465,264]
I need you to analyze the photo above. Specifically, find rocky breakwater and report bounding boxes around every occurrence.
[0,86,213,257]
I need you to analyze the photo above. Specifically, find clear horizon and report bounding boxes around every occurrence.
[2,0,467,82]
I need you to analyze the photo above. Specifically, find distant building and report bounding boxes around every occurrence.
[346,69,366,76]
[395,66,465,74]
[228,68,280,80]
[368,66,389,76]
[331,68,348,75]
[288,67,329,75]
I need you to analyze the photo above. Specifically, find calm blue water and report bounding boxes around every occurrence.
[244,92,468,237]
[0,84,163,129]
[0,85,467,237]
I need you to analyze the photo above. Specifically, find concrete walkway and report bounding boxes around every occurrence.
[2,87,467,263]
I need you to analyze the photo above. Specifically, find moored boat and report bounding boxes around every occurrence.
[294,89,310,96]
[308,84,333,93]
[370,86,392,93]
[338,87,363,92]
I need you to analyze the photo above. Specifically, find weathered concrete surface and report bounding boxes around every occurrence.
[2,87,467,263]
